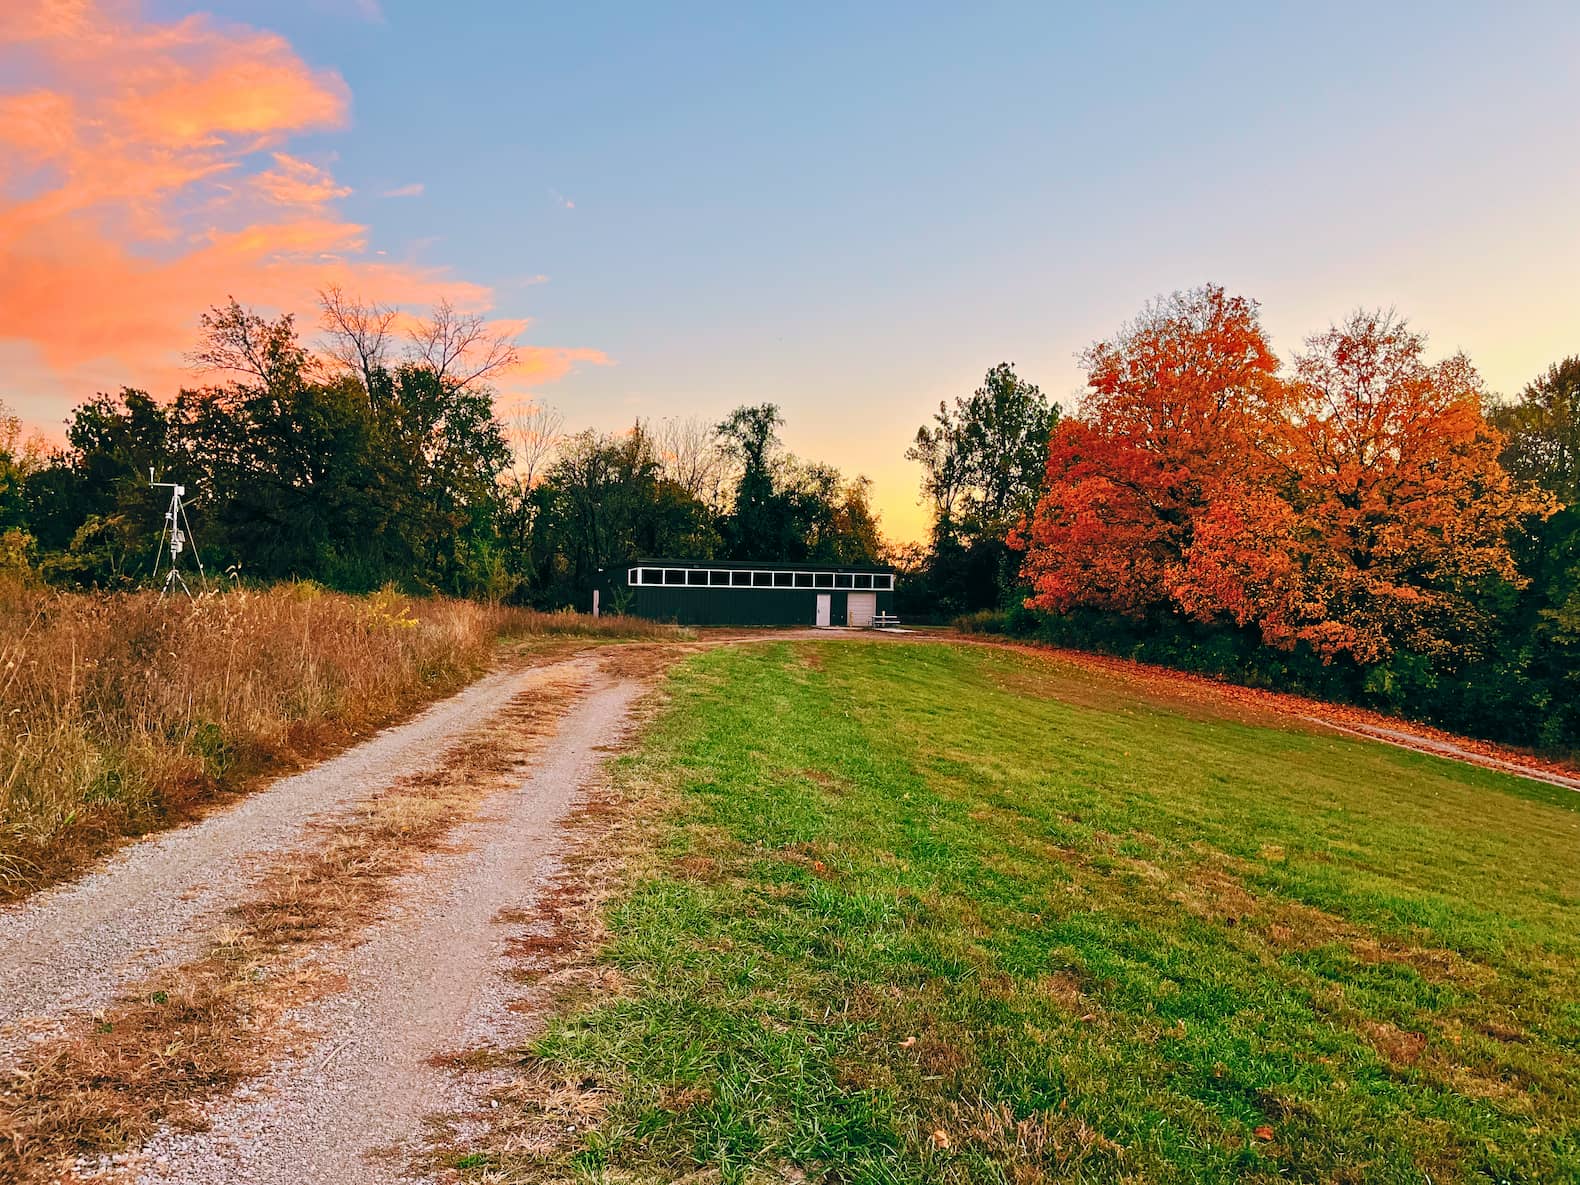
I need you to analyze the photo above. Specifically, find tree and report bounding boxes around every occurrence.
[1175,311,1552,662]
[908,398,970,530]
[656,415,732,510]
[505,401,564,492]
[407,298,519,393]
[909,363,1057,540]
[716,403,785,558]
[0,399,42,577]
[1484,357,1580,745]
[189,298,312,394]
[1016,285,1283,615]
[0,399,37,532]
[1492,356,1579,505]
[319,285,398,401]
[907,364,1057,613]
[826,474,885,565]
[543,424,716,601]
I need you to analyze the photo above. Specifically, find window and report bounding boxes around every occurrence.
[625,566,891,591]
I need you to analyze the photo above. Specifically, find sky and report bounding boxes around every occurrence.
[3,2,1579,543]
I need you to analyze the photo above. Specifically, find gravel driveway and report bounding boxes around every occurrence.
[128,667,643,1184]
[0,657,592,1067]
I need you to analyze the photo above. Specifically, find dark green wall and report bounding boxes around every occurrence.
[608,582,893,626]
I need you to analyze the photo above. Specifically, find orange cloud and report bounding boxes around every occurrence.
[507,347,611,385]
[0,0,605,431]
[252,154,354,207]
[112,30,349,145]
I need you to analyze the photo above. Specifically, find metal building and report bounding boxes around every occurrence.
[605,559,895,627]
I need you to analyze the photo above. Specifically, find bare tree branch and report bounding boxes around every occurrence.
[318,285,398,398]
[407,298,519,391]
[656,415,732,509]
[503,399,564,491]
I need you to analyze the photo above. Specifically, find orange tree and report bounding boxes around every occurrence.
[1016,297,1550,669]
[1013,284,1285,615]
[1175,312,1550,663]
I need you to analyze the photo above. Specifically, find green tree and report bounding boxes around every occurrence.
[907,363,1058,613]
[190,298,314,395]
[1493,357,1580,504]
[543,424,716,605]
[31,299,518,595]
[716,403,785,559]
[0,399,30,533]
[0,400,40,579]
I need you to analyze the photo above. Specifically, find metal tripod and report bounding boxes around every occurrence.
[150,470,206,598]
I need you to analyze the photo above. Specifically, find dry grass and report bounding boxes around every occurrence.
[0,675,581,1183]
[0,578,681,899]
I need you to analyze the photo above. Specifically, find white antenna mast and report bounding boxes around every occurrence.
[149,468,206,599]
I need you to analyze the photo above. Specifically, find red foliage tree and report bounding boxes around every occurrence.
[1018,296,1550,664]
[1014,285,1285,614]
[1176,311,1550,662]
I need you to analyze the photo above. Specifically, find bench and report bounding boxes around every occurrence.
[871,612,901,629]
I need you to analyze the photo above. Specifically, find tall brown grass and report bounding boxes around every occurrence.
[0,579,679,898]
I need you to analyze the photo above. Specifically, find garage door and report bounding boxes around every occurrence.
[846,591,877,627]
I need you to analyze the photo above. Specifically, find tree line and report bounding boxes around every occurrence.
[906,286,1578,754]
[0,294,883,606]
[3,283,1573,751]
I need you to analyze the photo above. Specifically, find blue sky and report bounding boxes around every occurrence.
[15,2,1580,540]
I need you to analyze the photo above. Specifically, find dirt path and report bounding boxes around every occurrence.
[122,670,642,1185]
[0,657,591,1066]
[1300,716,1580,793]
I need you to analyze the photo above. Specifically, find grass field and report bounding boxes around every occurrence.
[488,639,1580,1184]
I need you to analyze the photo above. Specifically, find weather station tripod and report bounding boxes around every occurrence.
[150,469,206,599]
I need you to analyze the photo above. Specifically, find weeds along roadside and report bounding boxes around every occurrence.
[0,577,684,901]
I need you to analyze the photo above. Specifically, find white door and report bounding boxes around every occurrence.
[846,592,877,627]
[815,593,831,628]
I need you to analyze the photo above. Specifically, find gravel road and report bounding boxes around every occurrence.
[0,657,588,1065]
[129,668,642,1184]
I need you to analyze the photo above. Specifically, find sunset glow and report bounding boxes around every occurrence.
[0,0,605,436]
[4,2,1579,545]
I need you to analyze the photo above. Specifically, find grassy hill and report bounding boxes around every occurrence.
[482,639,1580,1184]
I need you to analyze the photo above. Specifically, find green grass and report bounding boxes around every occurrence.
[493,640,1580,1183]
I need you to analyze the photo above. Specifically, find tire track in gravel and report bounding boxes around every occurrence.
[124,669,644,1185]
[0,656,593,1066]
